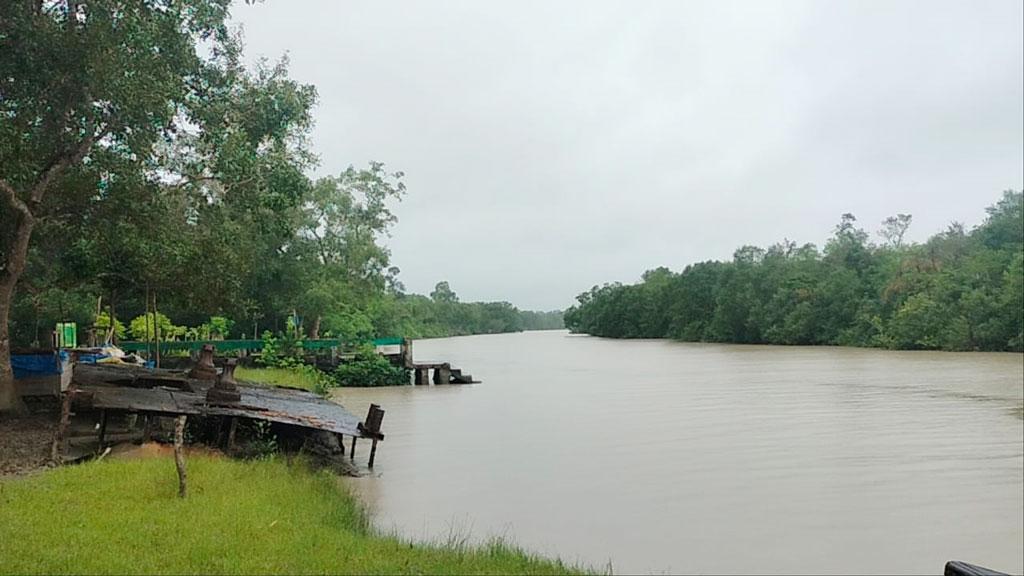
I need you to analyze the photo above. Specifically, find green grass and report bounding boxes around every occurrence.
[0,456,586,575]
[236,366,321,392]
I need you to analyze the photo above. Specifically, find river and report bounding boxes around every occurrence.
[334,330,1024,574]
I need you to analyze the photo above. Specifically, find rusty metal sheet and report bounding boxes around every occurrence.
[84,385,201,415]
[75,382,367,438]
[202,385,365,437]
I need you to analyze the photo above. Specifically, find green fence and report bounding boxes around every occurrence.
[118,337,404,354]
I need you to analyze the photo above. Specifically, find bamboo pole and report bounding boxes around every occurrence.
[144,284,151,362]
[153,290,161,369]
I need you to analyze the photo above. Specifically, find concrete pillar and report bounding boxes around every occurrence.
[434,365,451,385]
[414,368,430,386]
[400,339,414,369]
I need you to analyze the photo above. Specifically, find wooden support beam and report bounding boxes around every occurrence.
[215,416,228,446]
[141,413,153,443]
[50,383,76,463]
[97,409,108,450]
[226,417,238,452]
[368,438,379,468]
[350,436,357,460]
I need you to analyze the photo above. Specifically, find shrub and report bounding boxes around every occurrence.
[333,345,409,387]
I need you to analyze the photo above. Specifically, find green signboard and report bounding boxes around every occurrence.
[55,322,77,348]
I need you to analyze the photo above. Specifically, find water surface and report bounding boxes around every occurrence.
[335,331,1024,574]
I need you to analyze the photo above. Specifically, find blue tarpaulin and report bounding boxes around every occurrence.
[12,350,68,379]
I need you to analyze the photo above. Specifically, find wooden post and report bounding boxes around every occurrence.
[107,292,115,345]
[141,413,153,443]
[350,436,357,460]
[153,290,161,369]
[50,382,76,463]
[215,416,228,446]
[97,409,108,449]
[368,438,379,468]
[144,284,151,363]
[174,415,187,498]
[226,417,238,452]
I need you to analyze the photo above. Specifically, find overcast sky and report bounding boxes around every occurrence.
[232,0,1023,311]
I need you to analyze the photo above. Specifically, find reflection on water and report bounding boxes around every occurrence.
[334,331,1024,575]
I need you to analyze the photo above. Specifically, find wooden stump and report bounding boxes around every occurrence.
[174,415,187,498]
[50,383,76,463]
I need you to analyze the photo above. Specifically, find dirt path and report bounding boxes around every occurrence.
[0,415,57,478]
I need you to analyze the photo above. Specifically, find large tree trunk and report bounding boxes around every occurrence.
[0,282,27,414]
[310,315,321,340]
[0,191,34,414]
[0,135,95,414]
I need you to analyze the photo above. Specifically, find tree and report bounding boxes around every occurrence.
[430,281,459,304]
[297,164,405,337]
[0,0,234,412]
[879,214,913,248]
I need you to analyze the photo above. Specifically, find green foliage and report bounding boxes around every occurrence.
[0,457,584,574]
[128,312,179,341]
[94,311,126,341]
[202,316,234,340]
[430,281,459,303]
[322,306,375,342]
[334,345,410,387]
[246,420,279,458]
[566,192,1024,352]
[256,330,288,367]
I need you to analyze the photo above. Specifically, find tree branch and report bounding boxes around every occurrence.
[29,123,105,206]
[0,179,35,283]
[0,179,32,222]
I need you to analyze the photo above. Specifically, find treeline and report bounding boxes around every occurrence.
[565,192,1023,352]
[365,282,562,339]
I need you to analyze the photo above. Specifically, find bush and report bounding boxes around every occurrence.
[256,330,304,367]
[333,345,409,387]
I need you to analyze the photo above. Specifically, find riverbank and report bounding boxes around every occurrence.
[0,455,585,575]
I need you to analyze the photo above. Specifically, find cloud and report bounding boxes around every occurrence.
[232,0,1023,309]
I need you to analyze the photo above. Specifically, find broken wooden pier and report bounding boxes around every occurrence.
[60,351,386,468]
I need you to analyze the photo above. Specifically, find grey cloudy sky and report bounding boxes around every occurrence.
[232,1,1023,311]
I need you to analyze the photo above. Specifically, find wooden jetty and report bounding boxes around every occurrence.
[394,340,478,386]
[409,361,476,386]
[60,359,386,467]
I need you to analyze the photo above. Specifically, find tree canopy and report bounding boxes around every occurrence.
[565,192,1023,352]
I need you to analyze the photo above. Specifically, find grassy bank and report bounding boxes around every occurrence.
[236,365,323,393]
[0,456,583,575]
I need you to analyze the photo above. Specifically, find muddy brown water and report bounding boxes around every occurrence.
[334,330,1024,574]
